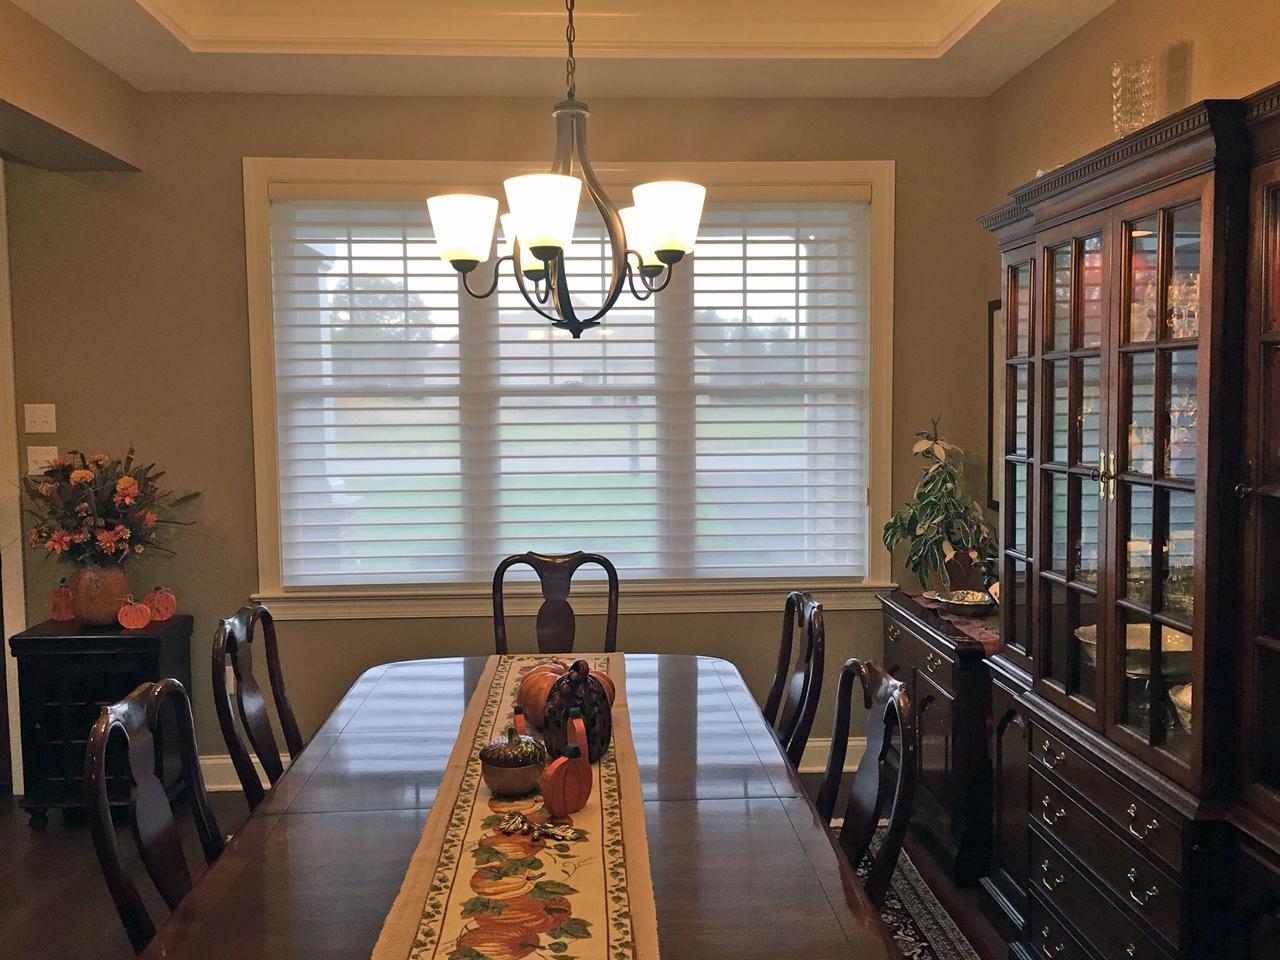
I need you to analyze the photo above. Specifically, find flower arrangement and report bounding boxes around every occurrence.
[23,448,198,567]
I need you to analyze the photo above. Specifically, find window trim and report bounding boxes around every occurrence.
[244,157,896,619]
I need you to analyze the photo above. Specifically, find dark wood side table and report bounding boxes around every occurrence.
[7,615,193,828]
[879,590,995,885]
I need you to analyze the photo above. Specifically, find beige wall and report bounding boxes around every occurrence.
[4,93,993,746]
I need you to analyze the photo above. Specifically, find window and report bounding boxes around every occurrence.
[247,160,893,614]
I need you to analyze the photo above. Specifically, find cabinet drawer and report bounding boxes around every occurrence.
[1028,896,1093,960]
[884,614,955,693]
[1030,772,1181,949]
[1030,831,1169,960]
[1031,725,1183,872]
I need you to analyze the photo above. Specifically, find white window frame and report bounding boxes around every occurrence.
[244,158,896,619]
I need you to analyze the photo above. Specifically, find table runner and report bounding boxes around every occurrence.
[372,654,659,960]
[909,593,1002,655]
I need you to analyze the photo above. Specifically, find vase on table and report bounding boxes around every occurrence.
[69,565,130,626]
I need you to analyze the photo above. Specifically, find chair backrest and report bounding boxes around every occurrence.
[84,679,224,953]
[815,657,917,908]
[211,603,303,809]
[492,551,619,654]
[761,591,825,767]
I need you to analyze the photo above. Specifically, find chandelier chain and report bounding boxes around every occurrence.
[565,0,576,99]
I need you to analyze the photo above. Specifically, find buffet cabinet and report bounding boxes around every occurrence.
[981,83,1280,960]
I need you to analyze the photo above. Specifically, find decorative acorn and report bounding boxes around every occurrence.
[479,725,547,797]
[542,660,613,761]
[541,743,591,818]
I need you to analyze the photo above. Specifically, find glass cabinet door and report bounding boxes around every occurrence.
[1036,231,1108,725]
[999,254,1035,670]
[1110,199,1203,766]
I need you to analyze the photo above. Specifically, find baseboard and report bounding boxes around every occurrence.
[200,739,861,791]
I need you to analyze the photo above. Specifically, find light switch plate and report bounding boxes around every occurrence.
[26,446,58,476]
[23,403,56,433]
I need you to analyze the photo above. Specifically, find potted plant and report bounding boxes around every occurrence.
[23,448,198,625]
[882,421,997,592]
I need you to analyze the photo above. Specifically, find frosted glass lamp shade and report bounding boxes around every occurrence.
[500,213,547,278]
[632,181,706,259]
[426,194,498,267]
[620,206,662,271]
[503,174,582,259]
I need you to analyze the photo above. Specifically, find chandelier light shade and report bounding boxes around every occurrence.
[423,0,705,337]
[426,194,499,267]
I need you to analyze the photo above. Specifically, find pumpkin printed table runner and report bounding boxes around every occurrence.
[372,654,659,960]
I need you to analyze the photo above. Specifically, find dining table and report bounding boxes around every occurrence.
[141,654,899,960]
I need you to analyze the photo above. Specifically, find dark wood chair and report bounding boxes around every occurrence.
[84,679,224,953]
[761,590,825,767]
[815,657,917,909]
[211,603,304,809]
[492,551,619,654]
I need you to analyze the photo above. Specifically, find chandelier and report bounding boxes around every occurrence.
[425,0,706,338]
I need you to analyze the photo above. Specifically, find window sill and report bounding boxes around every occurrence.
[252,578,897,621]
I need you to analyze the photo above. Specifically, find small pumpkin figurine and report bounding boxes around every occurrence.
[516,660,568,729]
[512,704,528,737]
[542,660,613,761]
[143,586,177,622]
[479,725,547,797]
[541,743,591,818]
[49,579,75,622]
[567,707,589,761]
[117,596,153,630]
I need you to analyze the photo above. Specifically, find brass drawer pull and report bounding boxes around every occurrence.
[924,652,942,674]
[1125,803,1159,840]
[1126,867,1159,907]
[1126,945,1136,958]
[1039,927,1064,959]
[1041,740,1066,769]
[1040,795,1066,827]
[1039,859,1066,892]
[887,624,901,643]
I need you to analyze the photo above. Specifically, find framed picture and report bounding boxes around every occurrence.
[986,298,1003,510]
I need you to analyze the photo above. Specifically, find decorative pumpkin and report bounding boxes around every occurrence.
[540,743,592,818]
[49,580,75,622]
[512,704,528,737]
[591,668,617,707]
[567,708,590,762]
[466,893,570,935]
[468,869,535,900]
[116,596,153,630]
[478,726,546,797]
[542,660,613,761]
[455,924,540,960]
[516,662,568,729]
[143,586,177,621]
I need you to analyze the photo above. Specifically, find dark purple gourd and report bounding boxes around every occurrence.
[542,659,613,761]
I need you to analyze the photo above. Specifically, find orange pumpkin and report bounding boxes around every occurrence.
[516,665,565,729]
[540,744,591,818]
[455,925,540,960]
[567,709,590,762]
[116,596,153,630]
[512,704,527,737]
[469,869,534,900]
[49,580,75,621]
[467,893,569,935]
[479,831,545,860]
[143,586,177,621]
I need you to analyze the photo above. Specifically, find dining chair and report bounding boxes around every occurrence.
[815,657,918,909]
[761,590,825,767]
[492,551,620,654]
[85,679,225,953]
[211,602,304,809]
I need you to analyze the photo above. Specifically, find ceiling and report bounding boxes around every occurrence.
[13,0,1117,98]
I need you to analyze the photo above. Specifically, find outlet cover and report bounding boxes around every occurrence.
[24,403,56,433]
[26,446,58,476]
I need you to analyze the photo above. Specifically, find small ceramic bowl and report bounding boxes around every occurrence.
[938,589,996,617]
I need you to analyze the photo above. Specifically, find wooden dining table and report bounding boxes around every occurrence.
[142,654,899,960]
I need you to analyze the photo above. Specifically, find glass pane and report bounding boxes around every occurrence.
[1161,489,1196,621]
[1012,262,1031,357]
[1079,235,1104,348]
[1049,245,1071,351]
[1166,349,1198,479]
[1078,476,1100,586]
[1125,484,1155,606]
[1120,610,1155,732]
[1268,186,1280,333]
[1047,472,1069,574]
[1263,346,1280,484]
[1168,203,1202,340]
[1012,365,1030,456]
[1127,352,1157,474]
[1164,622,1196,758]
[1011,462,1029,554]
[1128,216,1159,343]
[1263,499,1280,637]
[1047,583,1098,702]
[1005,558,1031,654]
[1253,645,1280,790]
[1046,360,1069,463]
[1078,357,1101,467]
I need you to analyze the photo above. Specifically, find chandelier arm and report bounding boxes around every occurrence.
[512,254,571,325]
[640,263,675,294]
[459,255,514,300]
[562,110,630,326]
[625,262,655,302]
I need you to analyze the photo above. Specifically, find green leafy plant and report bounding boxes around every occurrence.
[882,420,997,589]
